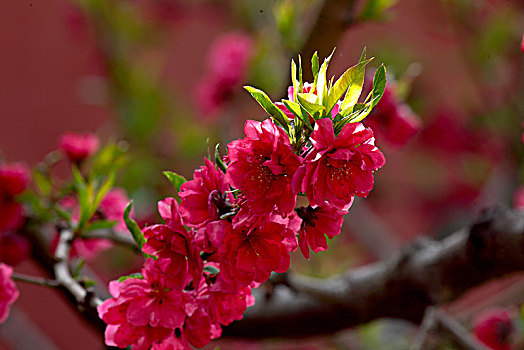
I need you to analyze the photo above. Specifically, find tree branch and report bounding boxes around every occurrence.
[223,206,524,338]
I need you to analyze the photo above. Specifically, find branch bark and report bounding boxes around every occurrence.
[223,206,524,338]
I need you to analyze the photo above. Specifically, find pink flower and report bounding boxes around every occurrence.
[99,188,129,232]
[365,86,421,146]
[58,132,99,162]
[219,221,291,286]
[179,158,233,229]
[521,34,524,54]
[143,198,203,289]
[0,263,19,323]
[98,259,197,348]
[184,308,221,348]
[0,233,30,266]
[206,286,255,326]
[207,32,253,87]
[226,119,302,216]
[293,118,385,210]
[296,205,346,260]
[0,163,30,197]
[473,308,514,350]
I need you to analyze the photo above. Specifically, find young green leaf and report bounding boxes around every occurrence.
[118,273,144,282]
[281,99,313,131]
[83,220,118,232]
[296,93,326,120]
[316,49,335,108]
[214,144,227,173]
[203,265,220,275]
[124,201,146,250]
[370,64,387,108]
[311,51,319,87]
[163,171,187,193]
[326,57,373,116]
[359,47,367,63]
[244,86,290,130]
[291,59,299,102]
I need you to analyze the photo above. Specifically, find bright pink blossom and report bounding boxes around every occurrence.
[473,308,514,350]
[98,259,197,349]
[143,198,203,289]
[293,118,385,210]
[58,132,99,162]
[206,286,255,326]
[226,119,302,217]
[0,263,19,323]
[296,205,346,260]
[219,221,291,286]
[0,163,30,197]
[179,158,233,229]
[99,188,129,232]
[521,34,524,54]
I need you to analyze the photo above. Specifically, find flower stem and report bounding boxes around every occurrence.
[12,272,59,288]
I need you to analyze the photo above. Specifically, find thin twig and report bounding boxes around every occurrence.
[81,228,138,251]
[11,272,59,288]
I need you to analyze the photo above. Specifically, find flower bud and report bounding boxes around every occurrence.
[58,132,99,162]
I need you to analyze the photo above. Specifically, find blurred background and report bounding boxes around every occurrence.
[0,0,523,348]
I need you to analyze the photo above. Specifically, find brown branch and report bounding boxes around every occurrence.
[53,228,106,331]
[223,206,524,338]
[81,229,138,251]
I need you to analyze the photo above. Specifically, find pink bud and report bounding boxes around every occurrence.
[58,132,99,162]
[473,308,514,350]
[0,163,30,197]
[521,34,524,54]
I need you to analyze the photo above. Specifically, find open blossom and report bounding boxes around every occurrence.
[58,132,99,162]
[0,263,19,323]
[226,119,302,217]
[293,118,385,210]
[473,308,514,350]
[143,198,203,289]
[179,158,233,229]
[98,258,197,349]
[296,204,347,260]
[219,220,292,287]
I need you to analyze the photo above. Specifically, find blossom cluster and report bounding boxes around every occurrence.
[99,51,387,348]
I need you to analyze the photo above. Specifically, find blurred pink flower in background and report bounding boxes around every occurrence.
[473,308,514,350]
[0,263,19,324]
[58,132,99,163]
[194,32,253,118]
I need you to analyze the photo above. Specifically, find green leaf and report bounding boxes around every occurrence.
[327,57,373,116]
[298,54,303,93]
[72,165,89,228]
[296,93,326,120]
[291,59,299,102]
[163,171,187,193]
[33,170,52,197]
[83,220,118,232]
[311,51,319,87]
[118,273,144,282]
[359,47,367,63]
[370,64,387,108]
[244,86,289,130]
[316,49,335,108]
[203,265,220,274]
[91,170,116,216]
[215,144,227,173]
[281,99,313,131]
[72,259,85,278]
[124,201,146,249]
[360,0,399,20]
